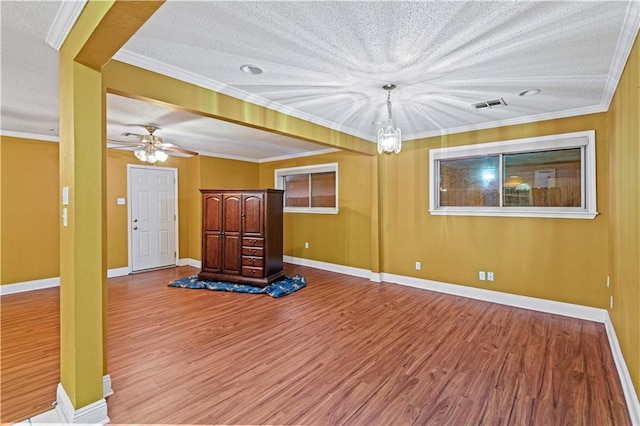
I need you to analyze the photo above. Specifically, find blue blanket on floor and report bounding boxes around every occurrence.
[168,274,306,298]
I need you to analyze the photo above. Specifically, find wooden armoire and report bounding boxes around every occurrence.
[198,189,284,286]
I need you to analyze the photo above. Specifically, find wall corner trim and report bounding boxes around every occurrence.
[179,258,202,268]
[103,374,114,399]
[107,267,129,278]
[604,312,640,425]
[55,383,109,424]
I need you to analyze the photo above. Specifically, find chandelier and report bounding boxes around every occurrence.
[377,84,401,155]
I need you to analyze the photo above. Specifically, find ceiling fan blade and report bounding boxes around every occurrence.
[164,146,199,156]
[107,139,143,147]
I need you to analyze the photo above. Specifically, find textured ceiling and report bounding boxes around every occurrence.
[1,1,61,138]
[2,1,639,160]
[106,94,336,162]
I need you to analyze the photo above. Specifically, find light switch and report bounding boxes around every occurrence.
[62,208,68,227]
[62,186,69,206]
[117,198,126,205]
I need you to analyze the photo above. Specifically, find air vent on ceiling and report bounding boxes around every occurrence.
[472,97,507,110]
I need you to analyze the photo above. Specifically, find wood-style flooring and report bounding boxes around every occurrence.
[0,264,631,424]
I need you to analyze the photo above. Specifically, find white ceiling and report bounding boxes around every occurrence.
[2,1,639,161]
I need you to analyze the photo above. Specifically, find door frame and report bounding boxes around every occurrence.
[126,164,180,273]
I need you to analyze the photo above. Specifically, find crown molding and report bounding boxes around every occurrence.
[45,0,87,51]
[197,150,260,163]
[258,148,340,163]
[0,129,59,142]
[600,0,640,109]
[196,147,341,164]
[112,50,375,142]
[404,104,607,142]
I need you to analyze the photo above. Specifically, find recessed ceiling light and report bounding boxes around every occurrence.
[240,64,263,75]
[519,89,541,97]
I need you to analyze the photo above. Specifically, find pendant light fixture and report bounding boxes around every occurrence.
[377,84,401,155]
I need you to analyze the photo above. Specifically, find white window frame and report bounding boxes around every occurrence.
[274,163,339,214]
[429,130,597,219]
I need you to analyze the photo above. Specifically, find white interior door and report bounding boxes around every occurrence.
[129,166,177,272]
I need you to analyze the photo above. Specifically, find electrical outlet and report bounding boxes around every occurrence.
[479,271,486,281]
[304,242,309,249]
[415,261,421,271]
[606,276,610,288]
[487,272,494,281]
[610,295,614,309]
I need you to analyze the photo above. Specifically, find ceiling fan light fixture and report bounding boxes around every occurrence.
[134,146,148,162]
[133,141,168,164]
[155,149,169,162]
[377,84,401,155]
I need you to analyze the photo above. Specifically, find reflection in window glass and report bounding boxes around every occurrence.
[284,174,309,207]
[311,172,336,207]
[503,148,581,207]
[439,156,500,207]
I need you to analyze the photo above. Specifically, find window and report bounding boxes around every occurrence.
[275,163,338,213]
[429,131,597,219]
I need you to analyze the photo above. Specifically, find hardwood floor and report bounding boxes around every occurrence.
[0,264,631,425]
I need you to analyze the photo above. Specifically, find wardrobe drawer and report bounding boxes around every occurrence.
[242,237,264,247]
[242,266,264,278]
[242,256,264,267]
[242,246,264,257]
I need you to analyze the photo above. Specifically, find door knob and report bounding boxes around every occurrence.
[133,226,138,230]
[133,218,138,223]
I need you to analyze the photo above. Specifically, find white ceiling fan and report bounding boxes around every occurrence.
[109,125,199,164]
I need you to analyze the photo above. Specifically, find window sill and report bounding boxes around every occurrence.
[428,209,598,219]
[284,208,339,215]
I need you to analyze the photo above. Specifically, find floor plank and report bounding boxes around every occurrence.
[0,264,631,425]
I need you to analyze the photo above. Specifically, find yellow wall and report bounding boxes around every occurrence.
[608,32,640,396]
[259,151,372,270]
[380,114,609,308]
[0,136,60,284]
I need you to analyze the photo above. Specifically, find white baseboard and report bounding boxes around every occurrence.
[1,266,132,296]
[604,313,640,425]
[55,383,109,424]
[179,258,201,268]
[380,272,608,323]
[284,255,373,280]
[103,374,114,398]
[0,277,60,296]
[1,261,204,294]
[107,267,129,278]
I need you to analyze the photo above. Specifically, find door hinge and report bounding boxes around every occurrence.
[174,214,176,221]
